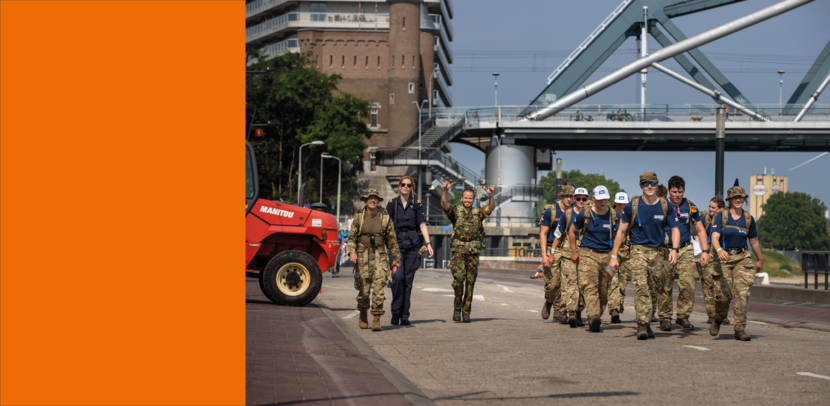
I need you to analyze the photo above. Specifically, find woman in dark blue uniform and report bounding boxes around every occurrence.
[387,175,434,325]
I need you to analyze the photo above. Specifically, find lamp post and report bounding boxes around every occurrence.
[298,141,325,204]
[778,70,786,109]
[492,72,500,107]
[321,153,341,225]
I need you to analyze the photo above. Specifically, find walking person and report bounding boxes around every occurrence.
[550,187,590,326]
[609,172,680,340]
[656,176,710,331]
[701,196,728,324]
[441,181,496,323]
[539,184,575,322]
[386,176,434,326]
[709,186,764,341]
[347,189,401,332]
[569,186,617,332]
[607,192,631,323]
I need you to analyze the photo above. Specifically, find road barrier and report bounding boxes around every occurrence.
[801,251,829,290]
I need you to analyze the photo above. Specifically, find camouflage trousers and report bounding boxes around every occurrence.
[560,246,585,313]
[697,250,716,318]
[712,250,754,331]
[657,245,698,320]
[607,247,631,314]
[629,245,664,324]
[576,248,612,322]
[542,249,563,310]
[354,249,390,315]
[450,252,479,315]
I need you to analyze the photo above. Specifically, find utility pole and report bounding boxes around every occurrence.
[715,107,725,197]
[778,70,786,109]
[493,72,500,107]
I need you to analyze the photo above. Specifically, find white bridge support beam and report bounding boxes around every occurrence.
[650,62,770,122]
[794,71,830,122]
[525,0,815,121]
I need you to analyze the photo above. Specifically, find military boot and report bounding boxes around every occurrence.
[358,310,369,329]
[372,315,382,331]
[636,323,649,340]
[706,316,714,324]
[676,317,695,330]
[553,309,561,320]
[462,313,471,323]
[723,317,730,324]
[541,302,553,320]
[610,309,621,324]
[453,309,461,322]
[390,315,400,325]
[574,311,585,327]
[559,309,568,324]
[659,319,672,331]
[734,330,751,341]
[650,313,659,323]
[646,323,655,338]
[589,316,602,333]
[568,311,577,328]
[709,319,721,336]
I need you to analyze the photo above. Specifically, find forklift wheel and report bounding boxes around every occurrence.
[260,250,322,306]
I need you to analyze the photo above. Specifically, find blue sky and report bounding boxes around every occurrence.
[445,0,830,213]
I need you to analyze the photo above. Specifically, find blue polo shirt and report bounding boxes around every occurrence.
[666,198,702,245]
[620,196,678,248]
[541,203,567,243]
[712,210,757,249]
[572,208,615,252]
[556,207,580,237]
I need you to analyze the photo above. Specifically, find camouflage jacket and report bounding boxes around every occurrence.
[347,207,401,262]
[445,204,490,254]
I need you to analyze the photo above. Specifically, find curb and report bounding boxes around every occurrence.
[315,300,437,406]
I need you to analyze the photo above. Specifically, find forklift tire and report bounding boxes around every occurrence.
[260,250,322,306]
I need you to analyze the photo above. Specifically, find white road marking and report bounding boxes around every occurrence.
[797,372,830,380]
[683,346,710,351]
[443,294,454,297]
[528,310,539,313]
[497,284,514,293]
[343,311,360,319]
[424,288,454,292]
[474,295,485,301]
[500,303,508,306]
[747,321,768,325]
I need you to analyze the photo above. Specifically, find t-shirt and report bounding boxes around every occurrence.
[620,196,678,248]
[572,208,615,252]
[666,198,702,245]
[541,203,567,243]
[712,210,757,248]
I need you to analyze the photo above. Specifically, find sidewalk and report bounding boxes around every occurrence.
[246,279,434,406]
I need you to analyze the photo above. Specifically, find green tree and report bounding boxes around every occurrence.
[756,192,830,250]
[539,169,625,205]
[246,51,372,206]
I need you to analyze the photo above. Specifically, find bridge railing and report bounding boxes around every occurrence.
[456,104,830,123]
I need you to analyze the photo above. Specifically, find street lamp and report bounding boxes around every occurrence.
[492,72,500,107]
[321,153,341,225]
[298,141,325,204]
[778,70,786,108]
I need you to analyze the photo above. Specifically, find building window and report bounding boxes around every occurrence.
[311,3,327,22]
[408,83,415,94]
[370,105,379,128]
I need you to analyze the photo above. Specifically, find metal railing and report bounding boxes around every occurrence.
[463,104,830,123]
[258,36,299,59]
[481,248,543,258]
[247,12,391,38]
[429,117,465,152]
[386,116,436,157]
[374,147,482,186]
[246,0,285,14]
[801,251,829,290]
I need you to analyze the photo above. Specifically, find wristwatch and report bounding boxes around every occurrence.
[425,242,432,245]
[672,248,679,253]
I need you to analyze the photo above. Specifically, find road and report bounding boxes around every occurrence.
[316,268,830,405]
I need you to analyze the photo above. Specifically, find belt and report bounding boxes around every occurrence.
[580,247,611,255]
[725,247,748,255]
[397,227,417,233]
[631,245,660,251]
[664,241,692,250]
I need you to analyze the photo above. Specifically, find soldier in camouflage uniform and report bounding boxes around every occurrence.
[539,184,575,322]
[710,186,764,341]
[441,181,496,323]
[347,189,401,332]
[607,192,631,323]
[700,196,727,324]
[609,172,680,340]
[549,187,590,326]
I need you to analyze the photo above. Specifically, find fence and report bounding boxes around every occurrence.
[481,248,542,258]
[801,251,829,290]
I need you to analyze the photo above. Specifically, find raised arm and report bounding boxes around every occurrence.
[484,184,497,215]
[440,181,454,212]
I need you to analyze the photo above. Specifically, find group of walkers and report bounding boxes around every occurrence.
[540,172,763,341]
[345,170,764,342]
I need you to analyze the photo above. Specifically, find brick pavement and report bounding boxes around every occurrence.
[246,279,412,406]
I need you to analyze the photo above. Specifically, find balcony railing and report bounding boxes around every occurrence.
[434,40,452,85]
[259,36,299,60]
[246,12,391,40]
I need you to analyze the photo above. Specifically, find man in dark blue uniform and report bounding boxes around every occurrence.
[386,176,434,326]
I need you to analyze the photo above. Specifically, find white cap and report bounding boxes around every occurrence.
[614,192,630,204]
[574,187,589,196]
[593,186,610,200]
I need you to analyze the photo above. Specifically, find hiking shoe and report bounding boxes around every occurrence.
[390,315,400,325]
[574,311,585,327]
[734,330,751,341]
[676,317,695,330]
[710,320,721,336]
[401,317,410,325]
[590,316,602,332]
[636,323,649,340]
[610,310,621,324]
[542,302,553,320]
[452,309,461,322]
[462,313,471,323]
[659,319,672,331]
[646,323,655,338]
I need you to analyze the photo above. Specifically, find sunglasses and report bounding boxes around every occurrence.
[641,181,658,187]
[400,183,412,188]
[574,197,588,202]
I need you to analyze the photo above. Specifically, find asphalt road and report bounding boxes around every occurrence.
[317,268,830,405]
